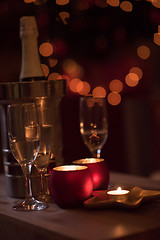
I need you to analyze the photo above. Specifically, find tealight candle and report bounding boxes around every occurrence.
[49,165,93,208]
[107,187,129,195]
[107,187,129,201]
[73,158,109,190]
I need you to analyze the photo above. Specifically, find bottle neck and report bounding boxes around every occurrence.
[19,35,44,81]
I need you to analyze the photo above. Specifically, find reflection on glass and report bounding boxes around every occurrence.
[80,95,108,158]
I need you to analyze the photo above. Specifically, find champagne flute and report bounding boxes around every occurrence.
[7,103,47,211]
[80,95,108,158]
[34,105,54,202]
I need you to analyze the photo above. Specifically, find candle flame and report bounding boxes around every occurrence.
[117,187,122,193]
[54,165,88,171]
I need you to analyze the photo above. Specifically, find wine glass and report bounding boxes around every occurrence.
[7,103,47,211]
[79,95,108,158]
[34,105,54,202]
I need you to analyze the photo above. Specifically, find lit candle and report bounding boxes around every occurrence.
[107,187,129,195]
[49,165,93,208]
[107,187,129,201]
[72,158,110,190]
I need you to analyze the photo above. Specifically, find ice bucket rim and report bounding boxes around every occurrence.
[0,79,66,102]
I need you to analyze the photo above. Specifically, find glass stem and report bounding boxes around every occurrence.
[91,149,101,158]
[21,163,32,200]
[39,169,47,196]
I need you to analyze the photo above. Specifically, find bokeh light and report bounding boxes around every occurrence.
[146,0,157,2]
[109,79,123,93]
[92,87,106,98]
[63,58,84,78]
[57,12,70,25]
[48,72,62,80]
[86,96,95,108]
[107,0,120,7]
[107,92,121,106]
[125,73,139,87]
[77,81,91,95]
[39,42,54,57]
[24,0,35,3]
[129,67,143,80]
[152,0,160,8]
[41,64,49,77]
[56,0,69,5]
[137,45,150,60]
[120,1,133,12]
[69,78,82,92]
[154,33,160,46]
[48,58,58,67]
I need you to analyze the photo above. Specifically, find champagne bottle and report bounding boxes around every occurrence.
[19,16,45,82]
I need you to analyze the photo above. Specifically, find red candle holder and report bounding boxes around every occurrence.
[73,158,110,190]
[49,165,93,208]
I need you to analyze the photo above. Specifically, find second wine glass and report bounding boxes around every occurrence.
[34,104,54,202]
[80,95,108,158]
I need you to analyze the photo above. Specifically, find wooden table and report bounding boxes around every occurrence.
[0,172,160,240]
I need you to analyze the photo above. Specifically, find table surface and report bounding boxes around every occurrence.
[1,172,160,240]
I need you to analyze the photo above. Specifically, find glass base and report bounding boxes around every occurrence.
[13,197,48,211]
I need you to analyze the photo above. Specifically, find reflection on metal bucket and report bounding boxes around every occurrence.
[0,80,66,198]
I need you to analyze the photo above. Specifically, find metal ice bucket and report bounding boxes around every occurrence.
[0,80,66,198]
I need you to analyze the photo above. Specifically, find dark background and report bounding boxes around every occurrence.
[0,0,160,176]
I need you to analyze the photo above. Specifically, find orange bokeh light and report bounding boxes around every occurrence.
[107,0,119,7]
[24,0,35,3]
[154,33,160,46]
[41,64,49,77]
[63,58,84,78]
[129,67,143,80]
[92,87,106,98]
[69,78,82,92]
[137,45,150,60]
[39,42,54,57]
[77,81,91,95]
[107,0,120,7]
[48,72,62,80]
[107,92,121,106]
[120,1,133,12]
[48,58,58,67]
[56,0,69,5]
[109,79,123,93]
[57,12,70,25]
[152,0,160,8]
[158,25,160,33]
[125,73,139,87]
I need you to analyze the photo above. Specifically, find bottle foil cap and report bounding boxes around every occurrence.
[20,16,38,38]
